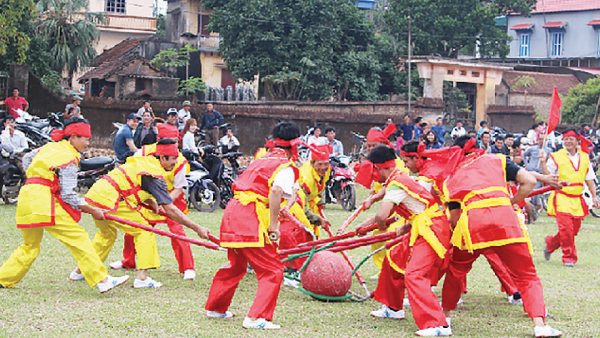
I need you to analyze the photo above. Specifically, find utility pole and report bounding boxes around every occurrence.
[407,14,412,115]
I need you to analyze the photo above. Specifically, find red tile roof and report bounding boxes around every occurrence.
[502,70,581,96]
[92,38,141,66]
[532,0,600,13]
[542,21,567,28]
[510,23,534,30]
[588,19,600,26]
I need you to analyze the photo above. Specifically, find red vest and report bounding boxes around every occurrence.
[445,154,525,251]
[387,170,437,219]
[220,148,298,248]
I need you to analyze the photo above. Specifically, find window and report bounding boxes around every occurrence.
[519,33,530,57]
[198,15,211,36]
[551,31,563,57]
[106,0,126,14]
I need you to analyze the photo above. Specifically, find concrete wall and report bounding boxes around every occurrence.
[200,52,224,87]
[507,10,600,59]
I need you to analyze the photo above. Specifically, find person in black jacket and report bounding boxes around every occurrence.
[133,111,157,148]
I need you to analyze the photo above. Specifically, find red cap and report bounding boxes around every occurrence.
[157,123,179,140]
[366,124,397,145]
[311,144,332,161]
[155,143,179,157]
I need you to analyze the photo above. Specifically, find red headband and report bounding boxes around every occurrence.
[562,130,592,153]
[354,161,379,188]
[273,137,302,161]
[50,122,92,141]
[311,144,332,161]
[157,123,179,140]
[373,159,397,170]
[155,143,179,157]
[399,143,426,158]
[366,124,397,145]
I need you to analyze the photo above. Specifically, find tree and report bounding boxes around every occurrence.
[384,0,535,58]
[511,75,537,106]
[177,77,207,101]
[562,77,600,125]
[203,0,381,101]
[151,44,197,80]
[36,0,102,86]
[0,0,35,65]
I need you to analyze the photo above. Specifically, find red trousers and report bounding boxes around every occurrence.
[121,218,195,272]
[373,236,448,329]
[205,243,283,320]
[484,252,518,295]
[279,219,313,270]
[442,243,546,319]
[546,213,582,264]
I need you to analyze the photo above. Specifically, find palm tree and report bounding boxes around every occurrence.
[36,0,102,87]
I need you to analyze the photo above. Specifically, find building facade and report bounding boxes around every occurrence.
[506,0,600,67]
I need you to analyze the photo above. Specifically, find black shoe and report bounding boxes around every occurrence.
[543,249,551,261]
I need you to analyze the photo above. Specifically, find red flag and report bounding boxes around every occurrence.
[547,86,561,135]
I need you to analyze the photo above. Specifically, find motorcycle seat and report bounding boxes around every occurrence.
[29,121,50,129]
[80,156,114,171]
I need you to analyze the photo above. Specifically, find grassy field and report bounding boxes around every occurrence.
[1,193,599,337]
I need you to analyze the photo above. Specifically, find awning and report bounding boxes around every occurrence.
[510,23,534,30]
[543,21,567,29]
[587,20,600,26]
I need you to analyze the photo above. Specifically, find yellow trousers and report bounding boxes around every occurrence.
[0,212,107,288]
[91,202,160,270]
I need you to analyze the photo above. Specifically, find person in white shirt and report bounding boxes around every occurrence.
[0,116,28,154]
[219,128,240,153]
[177,100,193,131]
[136,101,153,118]
[182,118,200,157]
[450,120,466,140]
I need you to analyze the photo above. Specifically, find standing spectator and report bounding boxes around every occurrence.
[136,101,153,118]
[166,108,179,128]
[200,103,224,146]
[177,101,193,131]
[64,96,82,118]
[490,135,509,155]
[394,130,404,155]
[0,116,28,153]
[413,117,424,141]
[424,131,441,149]
[450,120,467,140]
[219,127,241,154]
[307,126,323,145]
[580,124,592,138]
[477,120,489,141]
[431,117,446,146]
[1,88,29,118]
[480,131,492,153]
[523,135,552,173]
[505,134,522,164]
[182,118,200,158]
[467,129,477,139]
[113,113,140,162]
[133,111,157,147]
[399,115,414,142]
[323,127,344,156]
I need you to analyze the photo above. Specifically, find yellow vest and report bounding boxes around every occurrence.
[85,156,167,215]
[16,140,81,228]
[547,148,589,218]
[138,143,190,191]
[298,161,331,214]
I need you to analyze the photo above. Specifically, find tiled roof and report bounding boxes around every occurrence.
[92,38,141,66]
[79,57,162,81]
[502,70,581,96]
[532,0,600,13]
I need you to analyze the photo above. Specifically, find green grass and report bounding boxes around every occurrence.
[1,193,599,337]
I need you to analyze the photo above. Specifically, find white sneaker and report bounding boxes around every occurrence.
[508,294,523,305]
[415,326,452,337]
[133,277,162,289]
[370,305,405,319]
[283,276,299,288]
[206,310,234,319]
[457,297,464,306]
[534,325,562,337]
[69,270,84,281]
[109,261,124,270]
[183,270,196,280]
[242,317,281,329]
[97,275,129,293]
[403,297,411,308]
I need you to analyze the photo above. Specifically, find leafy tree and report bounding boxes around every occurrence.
[384,0,535,58]
[511,75,537,106]
[562,77,600,125]
[204,0,381,101]
[178,76,207,101]
[151,44,197,79]
[0,0,35,65]
[36,0,102,86]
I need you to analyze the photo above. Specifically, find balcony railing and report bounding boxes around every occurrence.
[98,14,157,33]
[197,35,221,51]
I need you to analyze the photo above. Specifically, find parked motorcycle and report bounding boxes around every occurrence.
[0,152,24,204]
[77,156,117,192]
[185,157,221,213]
[325,155,356,211]
[15,112,63,148]
[196,123,232,147]
[198,145,234,209]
